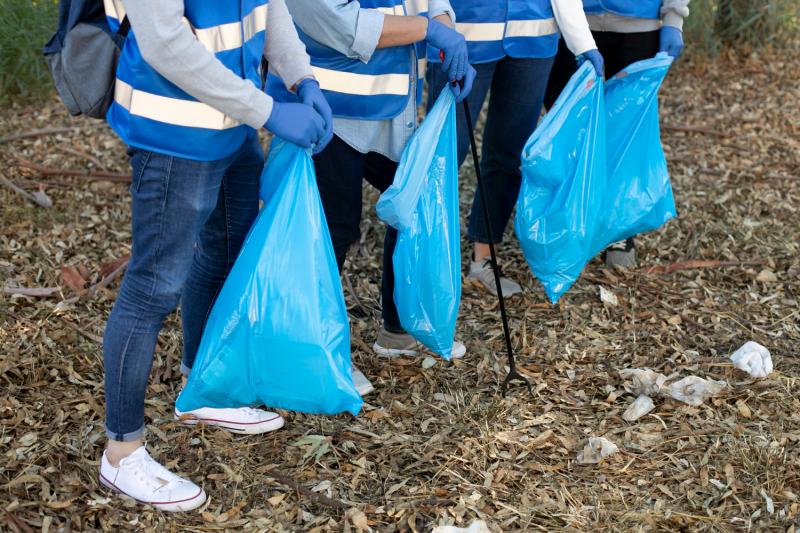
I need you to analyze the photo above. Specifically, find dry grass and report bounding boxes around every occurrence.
[1,48,799,532]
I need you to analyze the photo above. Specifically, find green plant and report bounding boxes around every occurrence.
[0,0,59,104]
[684,0,800,53]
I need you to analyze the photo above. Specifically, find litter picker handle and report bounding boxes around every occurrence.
[440,48,531,397]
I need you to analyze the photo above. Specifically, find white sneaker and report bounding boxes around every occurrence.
[373,328,466,359]
[468,257,523,297]
[99,446,206,512]
[175,406,284,435]
[352,365,375,396]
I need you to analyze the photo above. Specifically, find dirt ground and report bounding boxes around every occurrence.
[1,48,799,532]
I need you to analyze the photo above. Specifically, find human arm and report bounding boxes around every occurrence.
[551,0,603,76]
[660,0,690,57]
[264,0,314,91]
[121,0,275,129]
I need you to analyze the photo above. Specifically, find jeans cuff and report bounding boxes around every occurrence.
[105,423,145,442]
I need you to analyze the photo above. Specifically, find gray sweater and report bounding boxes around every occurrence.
[588,0,691,32]
[121,0,313,130]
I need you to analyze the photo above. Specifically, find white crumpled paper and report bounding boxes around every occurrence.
[622,395,656,422]
[619,368,667,396]
[730,341,773,378]
[577,437,619,464]
[432,520,490,533]
[665,376,727,406]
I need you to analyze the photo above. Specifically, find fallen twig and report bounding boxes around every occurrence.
[0,127,80,145]
[56,146,108,171]
[57,316,104,344]
[645,259,767,275]
[87,255,130,297]
[3,287,60,298]
[265,468,348,510]
[662,124,728,138]
[0,175,52,208]
[3,152,129,182]
[343,269,374,318]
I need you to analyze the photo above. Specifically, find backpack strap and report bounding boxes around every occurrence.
[117,16,130,38]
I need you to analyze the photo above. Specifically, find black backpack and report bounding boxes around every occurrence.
[43,0,129,119]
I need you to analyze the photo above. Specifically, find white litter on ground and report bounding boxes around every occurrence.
[622,395,656,422]
[730,341,773,378]
[665,376,727,406]
[432,520,490,533]
[577,437,619,464]
[619,368,667,396]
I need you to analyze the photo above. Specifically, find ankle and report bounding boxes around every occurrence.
[473,243,490,262]
[106,439,144,467]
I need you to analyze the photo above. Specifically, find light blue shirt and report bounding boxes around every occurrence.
[287,0,455,162]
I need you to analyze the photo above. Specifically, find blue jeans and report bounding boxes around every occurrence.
[427,56,555,245]
[104,133,263,442]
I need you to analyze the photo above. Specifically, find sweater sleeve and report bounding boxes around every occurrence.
[661,0,690,30]
[122,0,273,130]
[551,0,597,56]
[264,0,314,91]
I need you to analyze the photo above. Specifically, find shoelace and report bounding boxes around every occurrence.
[123,450,182,493]
[481,258,505,278]
[607,239,631,252]
[238,406,267,417]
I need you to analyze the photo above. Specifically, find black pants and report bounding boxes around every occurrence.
[312,135,403,333]
[544,30,660,110]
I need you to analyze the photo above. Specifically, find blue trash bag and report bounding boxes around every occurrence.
[514,62,607,304]
[375,88,461,359]
[598,53,676,247]
[176,139,362,416]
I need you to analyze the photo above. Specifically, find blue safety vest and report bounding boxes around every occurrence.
[269,0,426,121]
[582,0,662,20]
[428,0,558,65]
[103,0,269,160]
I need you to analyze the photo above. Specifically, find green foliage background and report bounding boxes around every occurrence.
[0,0,58,104]
[0,0,797,106]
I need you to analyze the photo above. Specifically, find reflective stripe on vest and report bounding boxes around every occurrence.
[582,0,661,20]
[105,0,268,160]
[429,1,557,64]
[298,0,426,120]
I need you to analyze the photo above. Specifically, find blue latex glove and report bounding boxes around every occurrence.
[660,26,684,58]
[577,49,604,77]
[450,65,476,103]
[264,101,325,149]
[296,78,333,154]
[425,19,468,84]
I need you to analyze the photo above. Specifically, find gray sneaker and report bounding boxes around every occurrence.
[373,328,466,359]
[605,238,637,268]
[467,258,523,297]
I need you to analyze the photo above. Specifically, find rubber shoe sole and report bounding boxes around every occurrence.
[373,341,466,360]
[99,474,207,513]
[174,411,285,435]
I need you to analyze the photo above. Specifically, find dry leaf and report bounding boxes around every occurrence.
[347,508,369,531]
[755,269,778,283]
[60,266,87,292]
